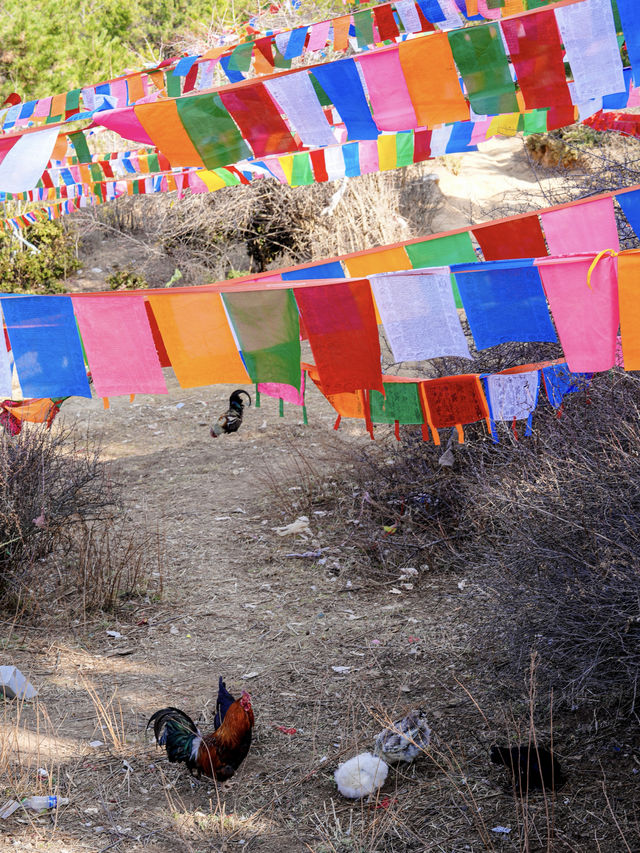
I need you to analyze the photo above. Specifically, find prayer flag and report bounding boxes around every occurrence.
[452,259,557,350]
[294,280,383,395]
[370,270,470,361]
[311,59,379,141]
[147,292,250,386]
[541,197,620,254]
[472,214,547,260]
[616,251,640,370]
[370,380,424,424]
[265,72,336,148]
[448,23,519,116]
[536,253,619,372]
[72,294,167,397]
[357,49,418,131]
[0,127,59,193]
[399,33,470,126]
[219,84,298,158]
[223,289,301,388]
[2,296,91,398]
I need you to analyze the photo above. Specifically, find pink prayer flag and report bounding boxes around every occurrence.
[307,20,331,51]
[72,294,168,397]
[359,139,379,175]
[477,0,501,19]
[259,371,305,406]
[541,197,620,255]
[33,97,52,118]
[357,49,418,132]
[95,107,154,145]
[471,118,492,144]
[536,253,619,372]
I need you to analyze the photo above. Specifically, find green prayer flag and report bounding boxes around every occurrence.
[396,132,414,169]
[89,163,102,182]
[166,73,182,98]
[227,42,254,73]
[448,23,519,116]
[65,89,81,111]
[369,382,424,425]
[273,46,292,69]
[147,153,160,173]
[214,168,242,187]
[522,110,549,135]
[310,74,332,106]
[69,131,91,163]
[291,152,314,186]
[353,10,374,48]
[222,289,301,388]
[406,232,478,308]
[177,93,251,170]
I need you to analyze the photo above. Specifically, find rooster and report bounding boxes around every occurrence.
[210,390,251,438]
[148,680,254,781]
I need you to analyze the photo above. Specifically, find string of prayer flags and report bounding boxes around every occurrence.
[1,296,91,399]
[369,270,471,362]
[303,363,368,421]
[615,250,640,370]
[281,261,345,282]
[71,294,168,398]
[554,0,625,103]
[146,292,250,386]
[536,252,620,373]
[419,374,490,443]
[217,84,299,159]
[482,370,540,439]
[452,259,557,350]
[541,362,591,410]
[540,197,620,255]
[447,23,519,116]
[294,280,384,395]
[404,232,479,308]
[472,214,548,261]
[222,289,301,388]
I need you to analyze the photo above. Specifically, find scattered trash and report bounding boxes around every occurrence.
[89,740,104,749]
[400,583,414,590]
[169,625,179,635]
[438,447,454,467]
[335,753,389,799]
[491,826,511,834]
[242,671,260,679]
[331,666,351,674]
[457,579,468,591]
[122,760,134,773]
[32,511,46,528]
[273,516,312,537]
[285,550,325,559]
[175,403,185,409]
[389,588,402,595]
[37,768,48,779]
[370,795,396,810]
[0,666,37,700]
[382,525,397,535]
[106,630,123,639]
[275,725,297,735]
[137,617,149,626]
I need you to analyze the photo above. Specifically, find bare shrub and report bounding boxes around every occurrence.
[0,424,162,618]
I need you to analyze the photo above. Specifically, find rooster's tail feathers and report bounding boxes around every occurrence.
[214,676,236,730]
[147,707,202,766]
[229,389,251,409]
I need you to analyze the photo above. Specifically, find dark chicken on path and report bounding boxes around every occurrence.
[210,389,251,438]
[148,679,254,781]
[490,744,566,795]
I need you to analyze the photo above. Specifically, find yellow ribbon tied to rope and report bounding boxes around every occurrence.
[586,249,619,289]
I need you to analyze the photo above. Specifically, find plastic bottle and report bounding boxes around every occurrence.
[21,796,69,811]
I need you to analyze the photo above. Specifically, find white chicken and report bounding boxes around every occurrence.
[373,709,431,764]
[334,752,389,799]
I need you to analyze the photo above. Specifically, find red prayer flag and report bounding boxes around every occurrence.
[420,375,489,430]
[219,84,299,158]
[473,214,548,261]
[374,4,400,40]
[294,280,384,395]
[501,11,572,110]
[310,149,329,182]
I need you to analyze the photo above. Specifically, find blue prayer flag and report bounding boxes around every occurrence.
[616,188,640,236]
[1,296,92,398]
[541,363,591,409]
[284,27,308,59]
[311,59,379,141]
[453,260,557,350]
[282,261,344,281]
[617,0,640,86]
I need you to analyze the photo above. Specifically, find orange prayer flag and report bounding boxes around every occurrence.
[202,45,227,61]
[147,292,250,387]
[51,134,68,161]
[399,33,470,126]
[135,100,205,168]
[333,16,351,51]
[344,247,411,277]
[149,70,167,94]
[253,49,274,75]
[127,74,145,103]
[617,252,640,370]
[50,92,66,118]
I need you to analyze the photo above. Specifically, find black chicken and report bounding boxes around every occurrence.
[210,390,251,438]
[490,744,566,794]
